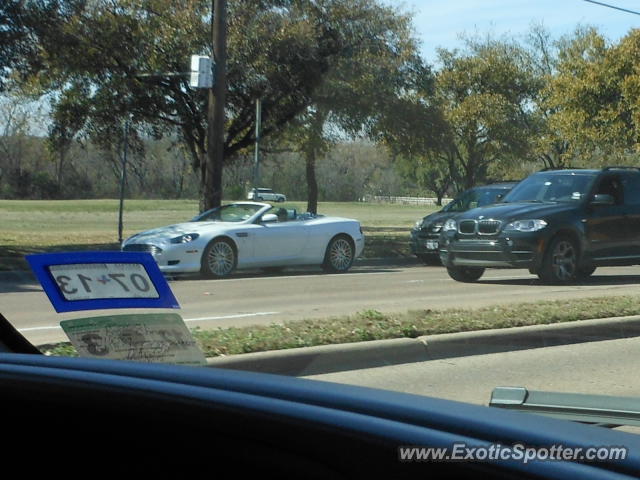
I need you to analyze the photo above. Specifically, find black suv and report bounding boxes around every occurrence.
[410,183,516,264]
[439,167,640,283]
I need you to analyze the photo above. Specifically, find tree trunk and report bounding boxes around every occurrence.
[306,150,318,214]
[303,109,326,215]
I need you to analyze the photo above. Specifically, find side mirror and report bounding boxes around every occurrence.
[261,213,278,224]
[590,194,615,206]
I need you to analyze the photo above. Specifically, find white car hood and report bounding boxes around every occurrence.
[124,221,235,244]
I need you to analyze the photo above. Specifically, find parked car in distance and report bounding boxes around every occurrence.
[247,187,286,202]
[410,182,516,264]
[122,202,364,277]
[439,167,640,283]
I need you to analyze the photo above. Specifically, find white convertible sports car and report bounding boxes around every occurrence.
[122,202,365,277]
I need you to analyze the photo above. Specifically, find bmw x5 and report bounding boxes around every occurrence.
[439,167,640,284]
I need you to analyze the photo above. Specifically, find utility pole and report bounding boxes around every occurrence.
[204,0,227,211]
[253,98,262,188]
[118,117,130,244]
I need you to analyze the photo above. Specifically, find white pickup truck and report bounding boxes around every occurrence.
[247,188,286,202]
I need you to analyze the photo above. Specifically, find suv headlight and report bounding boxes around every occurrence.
[504,220,547,232]
[170,233,200,244]
[443,219,457,232]
[414,219,423,230]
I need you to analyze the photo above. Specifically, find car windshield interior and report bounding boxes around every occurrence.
[192,204,263,222]
[503,173,596,203]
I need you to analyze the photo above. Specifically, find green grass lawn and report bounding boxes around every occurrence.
[0,199,439,270]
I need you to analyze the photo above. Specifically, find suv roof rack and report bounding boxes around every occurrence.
[481,180,519,185]
[602,166,640,172]
[537,166,582,171]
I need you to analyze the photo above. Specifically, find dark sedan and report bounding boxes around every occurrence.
[410,183,516,264]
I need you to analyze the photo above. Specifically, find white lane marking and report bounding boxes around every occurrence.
[179,270,392,284]
[183,311,279,322]
[17,311,280,333]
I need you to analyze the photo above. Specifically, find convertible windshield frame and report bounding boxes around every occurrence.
[501,172,598,204]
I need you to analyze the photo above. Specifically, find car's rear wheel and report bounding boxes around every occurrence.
[446,266,485,282]
[538,235,578,284]
[323,235,355,273]
[201,238,237,278]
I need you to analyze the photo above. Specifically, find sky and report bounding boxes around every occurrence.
[401,0,640,64]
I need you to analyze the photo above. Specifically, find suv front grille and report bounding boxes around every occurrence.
[123,244,163,255]
[458,219,502,235]
[478,220,501,235]
[459,220,477,234]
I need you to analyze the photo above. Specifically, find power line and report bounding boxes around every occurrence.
[583,0,640,16]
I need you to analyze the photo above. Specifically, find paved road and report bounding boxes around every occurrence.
[4,260,640,345]
[305,336,640,405]
[303,335,640,436]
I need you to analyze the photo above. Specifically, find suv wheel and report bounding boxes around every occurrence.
[418,254,441,266]
[577,266,596,279]
[538,235,578,284]
[446,266,484,282]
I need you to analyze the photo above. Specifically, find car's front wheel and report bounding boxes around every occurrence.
[577,265,596,279]
[446,266,485,282]
[201,238,237,278]
[538,235,578,284]
[323,235,355,273]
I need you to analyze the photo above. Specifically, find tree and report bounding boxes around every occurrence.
[434,38,537,189]
[21,0,354,209]
[0,1,31,90]
[377,91,453,203]
[522,24,571,170]
[545,27,640,162]
[280,0,431,213]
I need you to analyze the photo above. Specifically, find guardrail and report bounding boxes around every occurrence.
[362,195,452,206]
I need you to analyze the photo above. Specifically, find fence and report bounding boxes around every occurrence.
[362,195,452,206]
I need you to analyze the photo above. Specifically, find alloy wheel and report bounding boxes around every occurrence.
[206,241,235,277]
[329,238,353,271]
[551,240,576,281]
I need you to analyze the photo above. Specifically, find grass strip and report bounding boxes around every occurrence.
[40,294,640,358]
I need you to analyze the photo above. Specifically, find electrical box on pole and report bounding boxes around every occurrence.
[189,55,213,88]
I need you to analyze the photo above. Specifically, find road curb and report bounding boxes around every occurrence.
[206,315,640,376]
[421,315,640,359]
[206,337,429,376]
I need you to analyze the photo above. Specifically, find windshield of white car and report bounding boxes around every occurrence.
[191,204,263,222]
[502,173,597,204]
